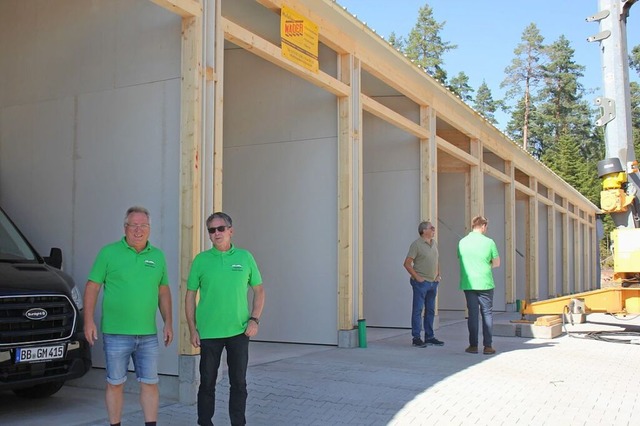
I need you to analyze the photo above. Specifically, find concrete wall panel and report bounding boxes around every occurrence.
[223,49,338,344]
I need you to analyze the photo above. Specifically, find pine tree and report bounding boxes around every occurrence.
[387,31,405,51]
[473,81,502,125]
[535,35,594,159]
[501,23,546,153]
[630,44,640,75]
[404,3,457,85]
[448,71,474,102]
[542,134,598,204]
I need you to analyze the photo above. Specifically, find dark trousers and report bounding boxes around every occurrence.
[464,289,494,348]
[198,333,250,426]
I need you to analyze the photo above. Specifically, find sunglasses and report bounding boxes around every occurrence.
[207,225,229,234]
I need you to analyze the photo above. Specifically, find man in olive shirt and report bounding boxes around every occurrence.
[186,212,265,426]
[404,220,443,348]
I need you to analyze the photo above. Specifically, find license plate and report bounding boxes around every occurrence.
[15,344,65,363]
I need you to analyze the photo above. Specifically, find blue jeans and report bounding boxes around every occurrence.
[198,333,250,426]
[410,278,438,340]
[102,334,159,385]
[464,289,494,347]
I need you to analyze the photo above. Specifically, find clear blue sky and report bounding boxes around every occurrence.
[336,0,639,129]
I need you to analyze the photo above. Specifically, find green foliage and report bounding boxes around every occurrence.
[534,36,595,159]
[387,31,405,51]
[404,3,457,84]
[630,45,640,75]
[473,81,502,125]
[501,23,546,153]
[448,71,474,102]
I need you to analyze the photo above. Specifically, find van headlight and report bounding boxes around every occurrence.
[71,286,83,310]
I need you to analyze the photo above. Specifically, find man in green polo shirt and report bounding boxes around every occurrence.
[186,212,265,426]
[404,220,444,348]
[458,215,500,355]
[84,206,173,426]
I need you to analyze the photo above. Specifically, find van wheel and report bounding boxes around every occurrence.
[12,381,65,398]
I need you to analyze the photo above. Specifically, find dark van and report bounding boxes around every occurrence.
[0,206,91,397]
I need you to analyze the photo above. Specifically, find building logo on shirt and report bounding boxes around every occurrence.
[231,264,244,271]
[144,260,156,268]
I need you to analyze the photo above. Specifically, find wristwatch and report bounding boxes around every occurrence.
[249,316,260,325]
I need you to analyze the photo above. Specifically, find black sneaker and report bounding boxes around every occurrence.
[426,337,445,346]
[412,338,427,348]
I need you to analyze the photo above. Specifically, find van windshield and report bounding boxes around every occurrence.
[0,209,38,262]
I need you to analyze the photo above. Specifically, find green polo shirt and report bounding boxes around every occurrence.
[187,244,262,339]
[458,231,499,290]
[88,237,169,335]
[406,238,439,281]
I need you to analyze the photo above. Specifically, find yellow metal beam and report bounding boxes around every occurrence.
[522,287,640,315]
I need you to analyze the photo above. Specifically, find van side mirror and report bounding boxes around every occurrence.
[44,248,63,269]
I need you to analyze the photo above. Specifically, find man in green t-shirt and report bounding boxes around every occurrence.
[84,206,173,426]
[185,212,265,426]
[458,215,500,355]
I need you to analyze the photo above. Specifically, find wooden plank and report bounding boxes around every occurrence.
[179,12,203,356]
[470,139,484,217]
[213,0,223,212]
[547,189,557,297]
[436,136,479,166]
[361,94,428,139]
[148,0,202,17]
[337,53,355,330]
[222,17,350,97]
[526,178,539,300]
[505,161,516,304]
[562,199,570,295]
[574,219,582,292]
[483,163,510,184]
[421,106,437,224]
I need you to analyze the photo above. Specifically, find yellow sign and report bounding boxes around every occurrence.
[280,6,319,73]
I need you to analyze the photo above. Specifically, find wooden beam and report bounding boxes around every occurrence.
[527,178,539,300]
[574,219,582,292]
[505,161,516,304]
[361,94,428,139]
[148,0,202,17]
[470,139,484,217]
[213,0,223,212]
[179,11,203,356]
[562,199,570,295]
[483,163,510,184]
[436,136,480,166]
[337,54,357,331]
[421,106,437,226]
[547,189,557,297]
[514,180,536,197]
[222,17,349,97]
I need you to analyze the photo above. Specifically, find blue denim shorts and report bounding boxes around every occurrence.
[103,334,159,385]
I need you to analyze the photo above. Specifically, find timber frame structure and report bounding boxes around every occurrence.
[0,0,601,404]
[148,0,599,355]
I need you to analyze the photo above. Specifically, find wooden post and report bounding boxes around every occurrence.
[178,8,204,356]
[547,189,556,297]
[505,161,516,304]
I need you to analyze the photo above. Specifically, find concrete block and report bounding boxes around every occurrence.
[520,323,564,339]
[179,355,200,404]
[338,329,358,348]
[493,322,518,337]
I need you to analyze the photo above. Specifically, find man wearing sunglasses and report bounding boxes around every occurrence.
[84,206,173,426]
[185,212,265,426]
[404,220,444,348]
